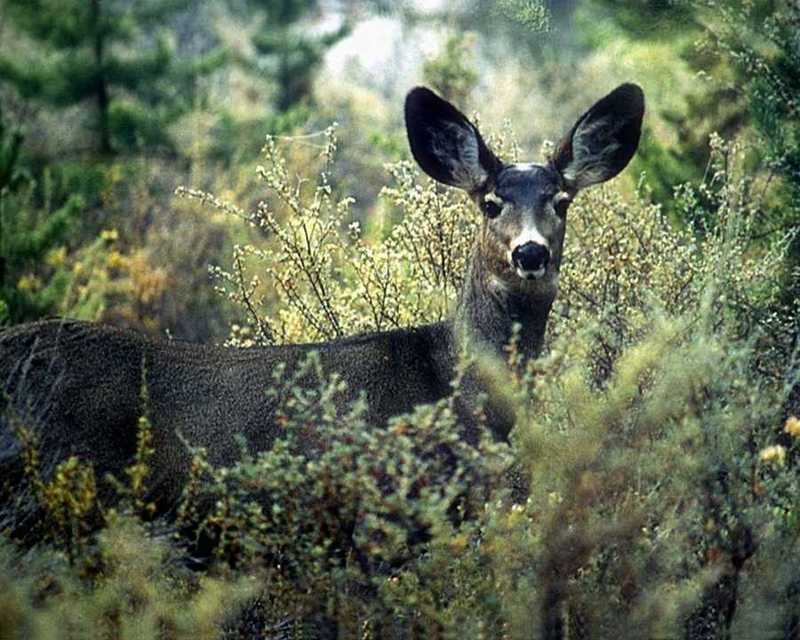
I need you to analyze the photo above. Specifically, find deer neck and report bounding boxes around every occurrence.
[454,243,557,366]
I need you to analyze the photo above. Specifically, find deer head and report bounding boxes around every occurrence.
[404,83,645,294]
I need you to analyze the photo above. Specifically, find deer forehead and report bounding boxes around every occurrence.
[491,163,561,203]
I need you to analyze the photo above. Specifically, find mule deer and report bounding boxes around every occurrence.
[0,84,644,510]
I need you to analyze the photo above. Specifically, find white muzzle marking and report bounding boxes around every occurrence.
[509,222,549,280]
[515,265,547,280]
[511,224,549,253]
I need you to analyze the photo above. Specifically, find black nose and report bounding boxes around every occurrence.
[512,242,549,272]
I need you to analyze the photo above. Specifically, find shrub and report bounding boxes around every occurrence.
[0,516,256,640]
[174,124,799,635]
[2,122,797,637]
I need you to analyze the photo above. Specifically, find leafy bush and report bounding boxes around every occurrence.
[173,352,509,634]
[0,516,256,640]
[171,124,800,636]
[583,0,800,298]
[2,121,798,638]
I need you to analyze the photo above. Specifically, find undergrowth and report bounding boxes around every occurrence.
[1,125,798,639]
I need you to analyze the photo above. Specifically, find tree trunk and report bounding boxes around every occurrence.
[90,0,112,155]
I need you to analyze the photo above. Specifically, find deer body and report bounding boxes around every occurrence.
[0,84,643,509]
[1,318,456,504]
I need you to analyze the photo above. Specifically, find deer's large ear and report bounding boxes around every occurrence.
[552,83,644,191]
[405,87,501,192]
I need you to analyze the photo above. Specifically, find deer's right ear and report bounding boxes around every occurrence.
[405,87,500,192]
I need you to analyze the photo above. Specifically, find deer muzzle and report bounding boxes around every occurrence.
[511,242,550,280]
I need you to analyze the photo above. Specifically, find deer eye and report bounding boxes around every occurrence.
[484,200,502,218]
[483,193,504,219]
[554,192,571,218]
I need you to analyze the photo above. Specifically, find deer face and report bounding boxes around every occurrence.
[405,84,644,289]
[476,163,569,283]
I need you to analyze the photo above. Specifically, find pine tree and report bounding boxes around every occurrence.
[0,107,81,324]
[204,0,347,163]
[0,0,223,155]
[247,0,348,112]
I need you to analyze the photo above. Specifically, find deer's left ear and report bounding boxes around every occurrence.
[405,87,501,192]
[552,83,645,191]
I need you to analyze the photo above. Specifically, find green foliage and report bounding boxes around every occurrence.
[0,121,184,326]
[0,516,256,640]
[582,0,800,294]
[0,0,223,154]
[0,113,82,324]
[174,353,508,630]
[422,32,479,106]
[585,0,695,39]
[0,190,82,324]
[180,127,477,345]
[204,108,314,167]
[576,1,722,211]
[242,0,348,112]
[0,111,26,194]
[555,133,792,384]
[0,98,240,332]
[695,0,800,299]
[494,0,551,32]
[491,312,798,638]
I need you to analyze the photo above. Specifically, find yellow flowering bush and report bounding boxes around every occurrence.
[784,416,800,438]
